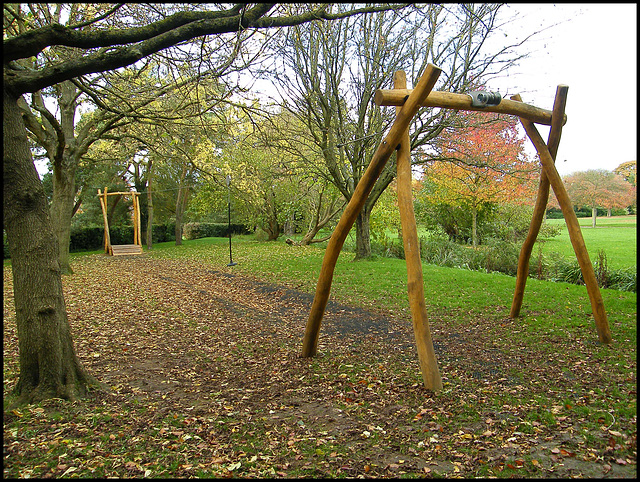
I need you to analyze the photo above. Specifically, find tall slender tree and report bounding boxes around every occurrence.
[271,4,534,257]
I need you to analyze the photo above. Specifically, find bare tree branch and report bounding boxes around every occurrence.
[4,4,410,95]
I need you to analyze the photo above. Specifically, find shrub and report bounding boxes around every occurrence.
[550,257,584,285]
[420,234,460,268]
[594,249,608,288]
[546,208,564,219]
[607,267,637,292]
[152,222,176,243]
[70,226,104,251]
[109,225,136,245]
[538,221,562,240]
[370,235,404,259]
[183,222,250,240]
[482,238,520,276]
[65,222,177,252]
[254,228,270,242]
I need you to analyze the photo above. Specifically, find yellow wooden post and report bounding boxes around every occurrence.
[132,192,139,246]
[98,187,111,254]
[510,86,568,318]
[513,94,612,344]
[394,71,442,391]
[135,193,142,247]
[301,63,443,358]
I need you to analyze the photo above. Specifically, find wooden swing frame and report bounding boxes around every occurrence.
[97,187,143,256]
[300,63,612,391]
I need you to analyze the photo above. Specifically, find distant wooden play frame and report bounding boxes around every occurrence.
[97,187,143,256]
[300,63,612,392]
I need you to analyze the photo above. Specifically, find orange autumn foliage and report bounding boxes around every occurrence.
[423,112,538,209]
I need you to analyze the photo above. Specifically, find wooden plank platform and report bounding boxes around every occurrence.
[110,244,143,256]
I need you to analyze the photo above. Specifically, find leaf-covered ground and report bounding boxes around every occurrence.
[3,253,637,478]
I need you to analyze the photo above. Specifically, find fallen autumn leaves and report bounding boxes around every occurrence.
[3,253,636,478]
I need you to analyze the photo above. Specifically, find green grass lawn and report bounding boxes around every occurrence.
[542,215,636,269]
[145,234,636,330]
[4,232,636,478]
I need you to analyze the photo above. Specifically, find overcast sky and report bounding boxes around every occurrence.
[488,3,637,176]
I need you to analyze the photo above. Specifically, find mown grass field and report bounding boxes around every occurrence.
[3,223,637,478]
[542,215,636,270]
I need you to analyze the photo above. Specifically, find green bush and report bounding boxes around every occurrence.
[152,222,176,243]
[65,222,177,252]
[109,225,136,245]
[549,257,584,285]
[538,221,562,239]
[546,208,564,219]
[70,226,104,252]
[482,238,520,276]
[606,267,637,292]
[420,234,460,268]
[544,252,636,293]
[183,222,249,240]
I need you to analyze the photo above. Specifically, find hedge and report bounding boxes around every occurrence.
[182,222,250,240]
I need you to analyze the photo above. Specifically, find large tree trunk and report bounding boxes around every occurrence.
[266,219,281,241]
[49,81,81,275]
[591,206,597,228]
[3,90,97,406]
[175,193,184,246]
[354,206,372,259]
[146,161,154,250]
[264,189,281,241]
[49,162,77,274]
[298,190,343,245]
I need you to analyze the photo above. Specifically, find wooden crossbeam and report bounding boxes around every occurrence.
[374,89,566,126]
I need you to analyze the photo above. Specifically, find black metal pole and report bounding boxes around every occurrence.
[226,175,237,266]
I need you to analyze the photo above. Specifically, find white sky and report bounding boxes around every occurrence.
[488,3,637,176]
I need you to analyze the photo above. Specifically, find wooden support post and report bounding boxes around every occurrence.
[98,188,111,254]
[301,63,443,358]
[511,86,567,318]
[135,193,142,247]
[394,71,443,391]
[133,192,139,246]
[513,96,612,344]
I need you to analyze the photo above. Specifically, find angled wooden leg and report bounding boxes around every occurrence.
[515,105,612,344]
[301,64,443,358]
[510,86,567,318]
[394,71,442,391]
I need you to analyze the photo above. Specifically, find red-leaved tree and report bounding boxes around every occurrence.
[420,111,538,246]
[564,169,636,227]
